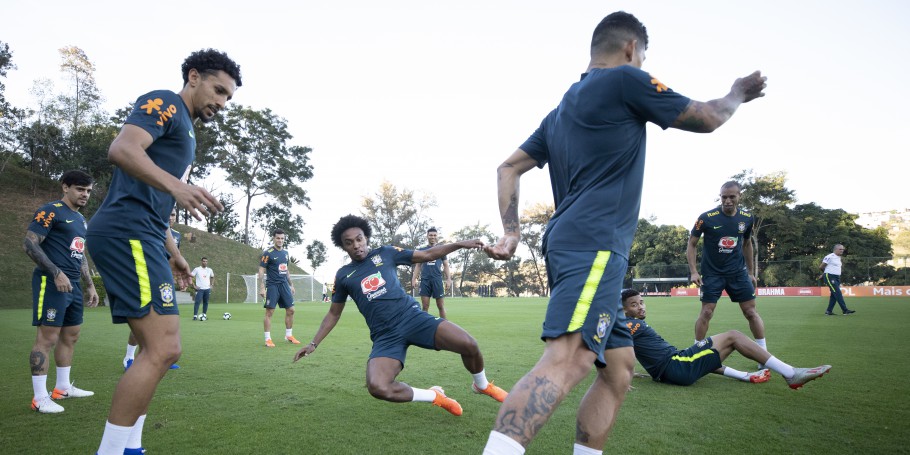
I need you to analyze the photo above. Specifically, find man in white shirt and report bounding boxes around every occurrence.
[191,257,215,320]
[819,244,855,315]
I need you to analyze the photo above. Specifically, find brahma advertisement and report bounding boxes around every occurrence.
[671,286,910,297]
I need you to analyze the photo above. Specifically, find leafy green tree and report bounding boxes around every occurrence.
[361,180,435,248]
[56,46,103,132]
[253,202,305,247]
[215,105,313,244]
[306,240,327,274]
[205,193,241,239]
[450,223,497,295]
[733,170,795,280]
[520,202,553,296]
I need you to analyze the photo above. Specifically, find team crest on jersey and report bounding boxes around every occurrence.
[738,222,746,233]
[46,308,57,322]
[371,255,383,266]
[159,283,174,305]
[140,98,179,127]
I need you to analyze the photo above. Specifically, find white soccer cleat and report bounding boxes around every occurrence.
[786,365,832,390]
[51,383,94,399]
[31,395,64,413]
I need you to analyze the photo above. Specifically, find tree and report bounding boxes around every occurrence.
[450,223,498,296]
[56,46,103,132]
[628,218,690,283]
[306,240,327,274]
[205,193,241,239]
[732,170,796,282]
[252,202,305,247]
[361,180,436,248]
[520,202,553,296]
[215,105,314,244]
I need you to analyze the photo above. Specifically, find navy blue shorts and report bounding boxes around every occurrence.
[87,235,179,324]
[370,307,444,367]
[32,271,83,327]
[264,282,294,309]
[700,271,756,303]
[659,337,723,386]
[543,250,633,368]
[419,278,445,299]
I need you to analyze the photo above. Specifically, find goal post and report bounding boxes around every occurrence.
[234,274,320,303]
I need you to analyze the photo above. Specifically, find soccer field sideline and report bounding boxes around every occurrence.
[1,297,908,454]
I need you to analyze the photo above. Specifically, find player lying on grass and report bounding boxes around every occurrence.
[621,288,830,389]
[293,215,508,416]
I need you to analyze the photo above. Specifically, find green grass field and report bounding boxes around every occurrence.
[1,297,908,454]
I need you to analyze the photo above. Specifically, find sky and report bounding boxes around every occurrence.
[4,0,909,280]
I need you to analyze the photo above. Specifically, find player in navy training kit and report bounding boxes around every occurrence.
[88,49,241,455]
[294,215,508,416]
[687,181,767,353]
[258,228,299,346]
[483,11,768,455]
[621,288,830,389]
[819,244,855,315]
[412,227,452,319]
[25,170,99,414]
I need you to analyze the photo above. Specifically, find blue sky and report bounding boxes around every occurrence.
[4,0,909,278]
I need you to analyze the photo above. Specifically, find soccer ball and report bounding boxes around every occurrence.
[199,314,207,321]
[223,312,232,320]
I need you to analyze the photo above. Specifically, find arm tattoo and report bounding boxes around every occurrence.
[23,231,60,277]
[504,193,519,234]
[30,350,47,375]
[81,260,93,286]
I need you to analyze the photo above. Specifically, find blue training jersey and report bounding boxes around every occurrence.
[88,90,195,241]
[260,247,290,286]
[417,245,445,281]
[625,318,677,380]
[171,228,182,249]
[520,65,690,258]
[333,246,420,339]
[28,200,87,279]
[690,207,754,276]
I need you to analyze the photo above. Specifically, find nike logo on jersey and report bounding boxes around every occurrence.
[65,220,74,223]
[712,226,722,229]
[347,271,356,278]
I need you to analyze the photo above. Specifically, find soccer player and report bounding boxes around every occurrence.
[819,244,855,315]
[687,181,768,355]
[123,208,182,370]
[411,227,452,319]
[621,288,831,388]
[293,215,508,416]
[482,11,768,455]
[25,169,99,414]
[259,228,299,346]
[191,257,215,320]
[87,49,241,455]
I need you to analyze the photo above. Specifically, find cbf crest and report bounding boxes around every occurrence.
[595,312,611,342]
[371,255,383,266]
[159,283,174,307]
[46,308,57,322]
[738,222,746,233]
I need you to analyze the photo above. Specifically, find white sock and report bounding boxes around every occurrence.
[32,375,49,400]
[483,431,525,455]
[285,328,293,337]
[411,387,437,402]
[97,421,133,455]
[126,414,146,449]
[265,332,271,341]
[755,338,767,349]
[472,369,490,390]
[573,443,603,455]
[764,355,796,379]
[55,366,71,390]
[721,366,750,381]
[125,344,137,360]
[695,339,705,344]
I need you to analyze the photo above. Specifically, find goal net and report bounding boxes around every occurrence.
[239,274,320,303]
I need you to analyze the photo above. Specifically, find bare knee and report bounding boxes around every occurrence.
[286,307,295,317]
[699,305,716,320]
[366,378,394,401]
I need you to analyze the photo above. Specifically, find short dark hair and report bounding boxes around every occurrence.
[60,170,93,187]
[427,227,438,234]
[621,288,640,303]
[273,228,285,237]
[181,49,243,87]
[591,11,649,55]
[201,257,208,261]
[721,180,742,192]
[331,215,372,248]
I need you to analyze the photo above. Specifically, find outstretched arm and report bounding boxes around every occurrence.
[293,302,345,361]
[484,149,539,260]
[411,240,484,263]
[672,71,767,133]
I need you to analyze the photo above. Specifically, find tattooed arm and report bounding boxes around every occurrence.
[23,231,72,293]
[81,258,99,308]
[672,71,767,133]
[484,149,539,260]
